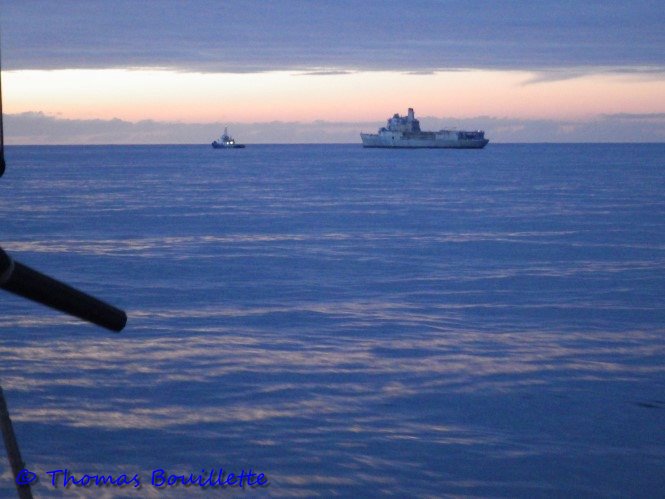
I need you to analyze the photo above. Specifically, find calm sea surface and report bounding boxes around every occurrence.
[1,144,664,497]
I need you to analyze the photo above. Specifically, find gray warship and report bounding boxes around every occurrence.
[360,108,489,149]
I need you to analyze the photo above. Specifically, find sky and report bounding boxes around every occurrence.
[1,0,664,143]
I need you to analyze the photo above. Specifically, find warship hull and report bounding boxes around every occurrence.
[212,142,245,149]
[360,133,488,149]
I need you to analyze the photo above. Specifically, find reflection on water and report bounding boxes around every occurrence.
[1,144,664,497]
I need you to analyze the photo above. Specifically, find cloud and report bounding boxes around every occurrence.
[602,112,665,121]
[299,70,355,76]
[0,1,663,73]
[4,112,369,144]
[522,67,665,85]
[5,111,665,145]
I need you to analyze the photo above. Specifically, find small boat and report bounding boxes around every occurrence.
[212,127,245,149]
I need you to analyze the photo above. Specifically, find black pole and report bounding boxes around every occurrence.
[0,248,127,332]
[0,387,33,499]
[0,32,5,178]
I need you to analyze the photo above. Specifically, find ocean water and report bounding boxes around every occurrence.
[0,143,664,497]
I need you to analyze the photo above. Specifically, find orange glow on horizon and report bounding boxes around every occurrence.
[3,69,664,124]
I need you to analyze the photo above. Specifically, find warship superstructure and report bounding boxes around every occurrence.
[361,108,489,149]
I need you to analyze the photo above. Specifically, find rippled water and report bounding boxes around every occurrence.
[1,144,664,497]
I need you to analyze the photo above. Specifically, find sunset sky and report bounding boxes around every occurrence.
[1,0,663,143]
